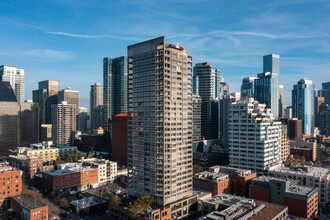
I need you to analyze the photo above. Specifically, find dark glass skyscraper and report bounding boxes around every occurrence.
[241,77,257,98]
[322,82,330,105]
[193,62,222,140]
[103,56,128,132]
[292,78,315,135]
[254,54,280,119]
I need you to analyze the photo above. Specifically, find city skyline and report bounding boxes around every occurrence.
[1,0,330,108]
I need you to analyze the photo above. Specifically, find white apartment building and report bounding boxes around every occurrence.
[229,98,281,174]
[81,158,117,184]
[268,165,330,207]
[0,65,24,102]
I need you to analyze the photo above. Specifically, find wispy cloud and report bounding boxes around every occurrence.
[23,49,74,59]
[46,31,143,41]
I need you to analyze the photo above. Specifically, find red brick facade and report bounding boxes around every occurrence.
[42,167,98,193]
[193,178,229,196]
[8,156,43,179]
[112,113,131,166]
[230,173,257,197]
[11,196,48,220]
[249,185,270,202]
[0,165,22,208]
[284,192,318,219]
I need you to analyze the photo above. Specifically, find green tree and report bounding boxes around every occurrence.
[100,155,103,160]
[78,152,82,160]
[74,153,78,162]
[67,155,73,163]
[94,151,97,158]
[54,156,61,170]
[88,151,93,158]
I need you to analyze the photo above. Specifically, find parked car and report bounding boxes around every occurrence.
[69,190,77,195]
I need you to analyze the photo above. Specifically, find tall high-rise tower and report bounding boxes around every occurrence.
[254,54,280,118]
[58,87,79,130]
[241,77,257,98]
[0,65,24,102]
[292,78,315,135]
[90,83,104,130]
[103,56,128,132]
[51,101,76,145]
[193,62,222,140]
[37,80,59,124]
[127,37,194,211]
[279,85,284,118]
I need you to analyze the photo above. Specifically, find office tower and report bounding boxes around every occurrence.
[37,80,59,124]
[314,96,325,128]
[40,124,52,141]
[193,62,222,140]
[0,65,24,102]
[254,54,280,118]
[284,106,292,118]
[33,89,47,124]
[322,82,330,104]
[51,101,76,145]
[319,104,330,136]
[58,87,79,130]
[127,37,195,211]
[90,83,104,130]
[0,83,39,156]
[219,82,229,100]
[79,107,88,133]
[112,113,130,166]
[287,118,303,139]
[219,94,240,148]
[241,77,257,98]
[279,85,284,118]
[229,98,281,174]
[193,95,202,143]
[103,56,128,132]
[292,79,315,135]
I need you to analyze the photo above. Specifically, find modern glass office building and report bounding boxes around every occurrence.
[241,77,258,98]
[254,54,280,119]
[292,78,315,135]
[193,62,222,139]
[103,56,128,132]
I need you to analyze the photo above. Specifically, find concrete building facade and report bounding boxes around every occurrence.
[229,98,281,174]
[127,36,195,216]
[0,65,24,102]
[51,101,76,145]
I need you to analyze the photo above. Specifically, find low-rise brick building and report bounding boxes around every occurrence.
[194,171,229,196]
[11,194,48,220]
[249,176,318,219]
[194,166,256,197]
[0,163,22,209]
[8,155,43,180]
[42,162,98,193]
[290,138,317,162]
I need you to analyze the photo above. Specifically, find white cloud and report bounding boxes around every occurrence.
[23,49,74,59]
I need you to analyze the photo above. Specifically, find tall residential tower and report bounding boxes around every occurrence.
[127,37,195,215]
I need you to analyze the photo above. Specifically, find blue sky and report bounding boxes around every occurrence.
[1,0,330,108]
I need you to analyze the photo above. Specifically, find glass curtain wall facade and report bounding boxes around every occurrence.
[193,62,222,140]
[103,56,128,132]
[292,79,315,135]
